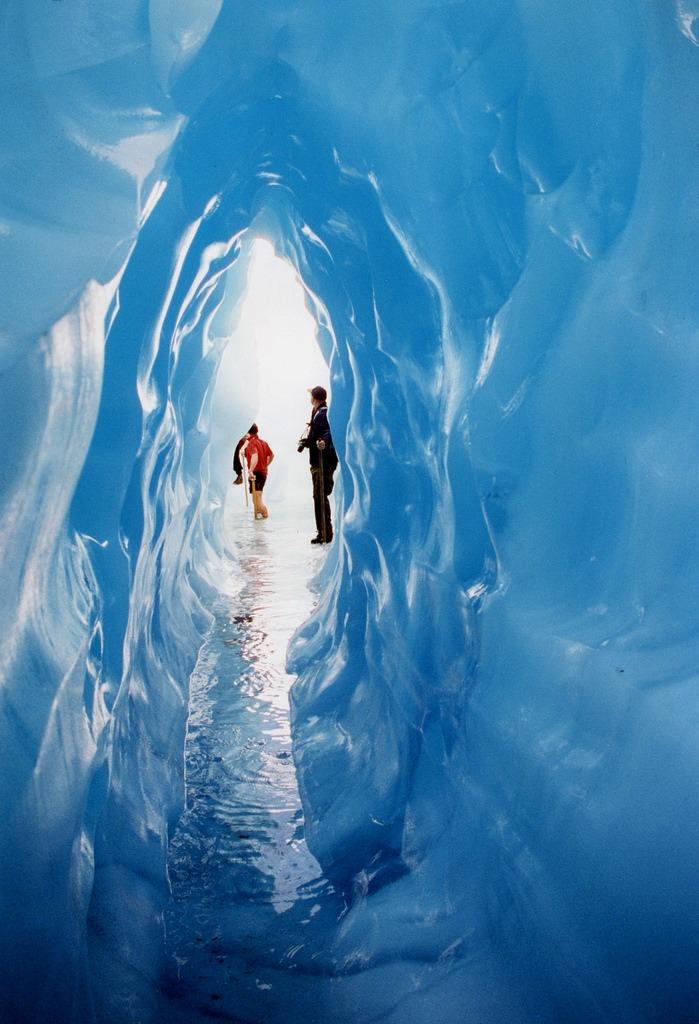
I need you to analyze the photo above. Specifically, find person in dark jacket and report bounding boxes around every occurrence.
[299,386,338,543]
[233,434,247,484]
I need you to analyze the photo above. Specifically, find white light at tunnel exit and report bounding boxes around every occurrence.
[242,238,329,504]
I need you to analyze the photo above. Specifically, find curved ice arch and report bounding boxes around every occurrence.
[1,3,698,1023]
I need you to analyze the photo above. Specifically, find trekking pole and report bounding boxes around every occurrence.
[319,446,327,542]
[251,473,257,518]
[242,459,249,508]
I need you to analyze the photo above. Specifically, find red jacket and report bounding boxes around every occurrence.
[245,436,273,475]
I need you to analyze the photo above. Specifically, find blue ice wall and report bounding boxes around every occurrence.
[1,2,698,1022]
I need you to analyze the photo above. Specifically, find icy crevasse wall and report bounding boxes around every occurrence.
[1,2,698,1023]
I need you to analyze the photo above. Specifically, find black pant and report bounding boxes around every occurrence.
[311,457,337,540]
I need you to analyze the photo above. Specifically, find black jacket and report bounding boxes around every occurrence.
[305,405,337,469]
[233,436,246,475]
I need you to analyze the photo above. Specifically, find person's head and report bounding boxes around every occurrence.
[248,423,259,436]
[310,385,327,409]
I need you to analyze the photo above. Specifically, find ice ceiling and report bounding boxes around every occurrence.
[1,2,698,1022]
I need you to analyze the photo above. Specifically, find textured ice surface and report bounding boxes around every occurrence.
[1,2,699,1022]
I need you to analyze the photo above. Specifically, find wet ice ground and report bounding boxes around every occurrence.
[158,499,347,1023]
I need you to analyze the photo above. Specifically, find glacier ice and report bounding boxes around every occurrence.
[1,1,698,1022]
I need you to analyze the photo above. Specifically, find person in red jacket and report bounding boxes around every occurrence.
[243,423,274,520]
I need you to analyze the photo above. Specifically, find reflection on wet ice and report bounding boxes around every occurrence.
[159,502,345,1024]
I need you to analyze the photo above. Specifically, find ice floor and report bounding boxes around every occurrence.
[158,499,347,1023]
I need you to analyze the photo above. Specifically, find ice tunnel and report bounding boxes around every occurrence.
[1,2,699,1022]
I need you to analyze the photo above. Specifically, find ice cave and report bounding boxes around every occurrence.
[1,2,698,1022]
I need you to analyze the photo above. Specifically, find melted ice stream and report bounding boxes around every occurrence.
[159,501,345,1023]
